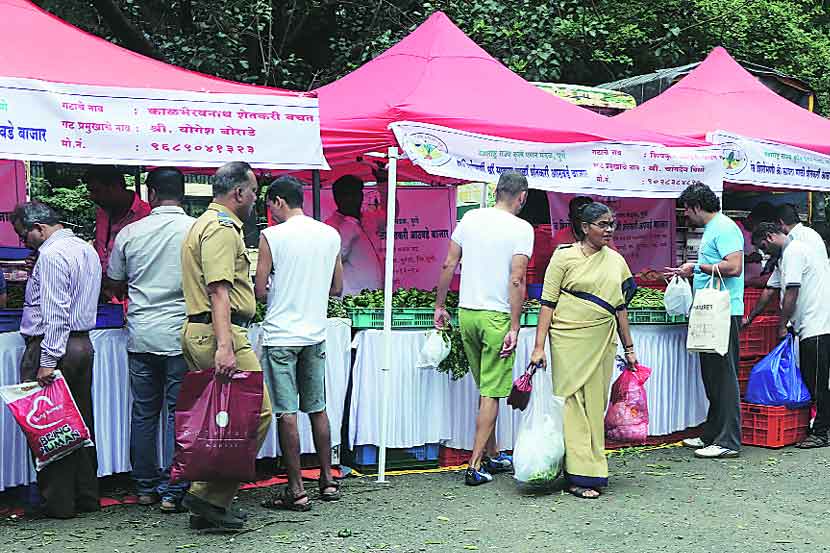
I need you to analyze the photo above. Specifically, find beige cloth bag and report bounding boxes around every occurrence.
[686,266,731,356]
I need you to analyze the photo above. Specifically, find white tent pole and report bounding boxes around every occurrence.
[377,146,398,483]
[479,181,488,208]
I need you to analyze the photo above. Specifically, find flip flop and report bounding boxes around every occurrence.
[568,486,601,499]
[261,487,311,512]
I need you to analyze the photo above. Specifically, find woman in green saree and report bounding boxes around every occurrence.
[530,202,638,499]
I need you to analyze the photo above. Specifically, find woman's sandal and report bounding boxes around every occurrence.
[261,487,312,512]
[796,434,830,449]
[568,486,601,499]
[319,479,341,501]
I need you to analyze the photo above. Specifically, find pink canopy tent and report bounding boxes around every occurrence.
[616,47,830,155]
[0,0,302,97]
[313,11,703,182]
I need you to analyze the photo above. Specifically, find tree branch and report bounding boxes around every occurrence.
[90,0,165,61]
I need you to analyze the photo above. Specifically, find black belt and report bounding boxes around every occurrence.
[24,330,90,345]
[188,313,252,328]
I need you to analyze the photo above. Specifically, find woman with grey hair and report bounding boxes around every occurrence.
[530,202,637,499]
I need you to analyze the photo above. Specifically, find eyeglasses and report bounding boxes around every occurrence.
[590,221,617,231]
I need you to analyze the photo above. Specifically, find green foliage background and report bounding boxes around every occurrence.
[33,0,830,111]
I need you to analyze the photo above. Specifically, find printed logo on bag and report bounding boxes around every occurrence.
[215,411,229,428]
[693,304,713,311]
[25,395,63,430]
[404,133,450,168]
[38,423,82,457]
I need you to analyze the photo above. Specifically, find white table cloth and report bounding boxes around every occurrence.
[349,329,453,448]
[351,325,708,453]
[0,320,352,491]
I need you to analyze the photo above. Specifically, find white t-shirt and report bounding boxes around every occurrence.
[451,207,534,313]
[325,211,383,296]
[788,223,828,263]
[768,239,830,340]
[261,215,341,346]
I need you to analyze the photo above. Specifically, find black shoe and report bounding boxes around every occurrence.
[182,494,244,531]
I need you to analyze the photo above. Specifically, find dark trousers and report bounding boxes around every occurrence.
[21,333,99,518]
[698,316,742,451]
[799,334,830,436]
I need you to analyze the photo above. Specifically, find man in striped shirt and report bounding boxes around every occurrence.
[13,202,102,519]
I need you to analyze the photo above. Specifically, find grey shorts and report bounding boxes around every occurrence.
[261,342,327,415]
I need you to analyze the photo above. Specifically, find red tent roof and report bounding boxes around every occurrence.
[616,47,830,154]
[315,12,703,172]
[1,0,304,97]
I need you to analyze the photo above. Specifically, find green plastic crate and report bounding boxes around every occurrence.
[348,308,459,329]
[627,309,687,325]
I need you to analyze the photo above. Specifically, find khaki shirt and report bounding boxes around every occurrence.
[181,202,256,320]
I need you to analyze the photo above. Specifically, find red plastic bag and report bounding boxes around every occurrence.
[604,360,652,444]
[170,370,264,483]
[0,371,94,470]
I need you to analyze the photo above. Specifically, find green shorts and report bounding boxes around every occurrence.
[261,342,327,415]
[458,308,515,398]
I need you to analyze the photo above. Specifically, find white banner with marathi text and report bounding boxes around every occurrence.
[708,130,830,191]
[390,121,723,198]
[0,76,328,169]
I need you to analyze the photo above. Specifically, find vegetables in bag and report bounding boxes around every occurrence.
[0,371,93,470]
[170,369,264,483]
[745,334,811,408]
[513,368,565,485]
[664,275,693,317]
[605,360,652,444]
[416,329,451,369]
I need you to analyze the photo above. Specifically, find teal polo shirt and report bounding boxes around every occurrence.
[693,212,745,316]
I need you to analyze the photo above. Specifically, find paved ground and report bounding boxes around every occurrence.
[1,444,829,553]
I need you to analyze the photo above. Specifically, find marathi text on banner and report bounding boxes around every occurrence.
[547,193,675,274]
[0,76,328,169]
[709,130,830,191]
[390,121,724,198]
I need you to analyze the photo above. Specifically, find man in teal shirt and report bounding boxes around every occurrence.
[668,183,744,459]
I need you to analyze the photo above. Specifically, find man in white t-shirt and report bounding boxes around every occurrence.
[752,222,830,449]
[255,176,344,510]
[776,203,828,261]
[325,175,383,295]
[434,172,533,486]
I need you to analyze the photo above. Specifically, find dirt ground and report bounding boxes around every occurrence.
[1,444,829,553]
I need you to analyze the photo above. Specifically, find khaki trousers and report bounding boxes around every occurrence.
[181,322,272,509]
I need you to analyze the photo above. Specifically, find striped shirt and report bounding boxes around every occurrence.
[21,229,102,367]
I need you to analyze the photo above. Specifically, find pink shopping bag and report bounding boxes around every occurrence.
[170,369,263,483]
[0,371,94,470]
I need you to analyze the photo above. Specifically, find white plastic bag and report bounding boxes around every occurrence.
[416,330,451,369]
[664,275,693,317]
[513,368,565,485]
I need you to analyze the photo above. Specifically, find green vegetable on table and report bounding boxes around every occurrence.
[627,287,666,310]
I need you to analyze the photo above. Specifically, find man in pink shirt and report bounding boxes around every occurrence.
[85,166,151,275]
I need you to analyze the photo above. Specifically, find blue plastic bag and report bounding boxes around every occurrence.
[744,334,811,408]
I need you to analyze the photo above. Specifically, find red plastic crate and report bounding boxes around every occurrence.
[438,445,470,467]
[744,288,779,316]
[739,315,780,359]
[741,402,810,448]
[737,357,761,397]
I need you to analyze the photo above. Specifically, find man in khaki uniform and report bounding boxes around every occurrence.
[180,161,272,531]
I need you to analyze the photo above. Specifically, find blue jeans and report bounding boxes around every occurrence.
[129,353,189,501]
